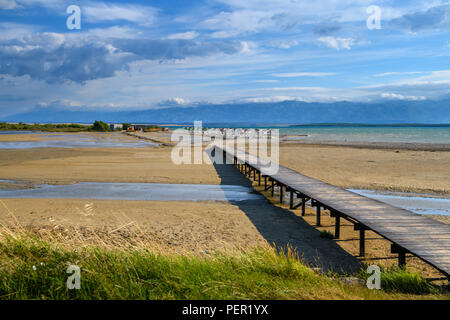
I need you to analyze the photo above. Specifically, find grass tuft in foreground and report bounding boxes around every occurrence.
[0,235,448,300]
[358,266,439,295]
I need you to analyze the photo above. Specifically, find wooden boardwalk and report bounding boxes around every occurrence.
[215,145,450,279]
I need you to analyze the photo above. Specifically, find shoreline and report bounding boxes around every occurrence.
[0,131,448,197]
[279,138,450,152]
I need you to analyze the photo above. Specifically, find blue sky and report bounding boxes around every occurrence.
[0,0,449,116]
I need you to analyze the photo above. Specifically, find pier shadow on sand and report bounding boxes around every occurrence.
[211,156,362,275]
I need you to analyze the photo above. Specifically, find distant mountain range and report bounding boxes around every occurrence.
[2,100,450,124]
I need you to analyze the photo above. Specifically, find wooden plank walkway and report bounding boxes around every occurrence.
[215,145,450,279]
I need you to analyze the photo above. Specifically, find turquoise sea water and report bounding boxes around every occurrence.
[170,124,450,144]
[3,125,449,144]
[278,126,450,144]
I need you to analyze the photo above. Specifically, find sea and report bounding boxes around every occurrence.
[188,124,450,144]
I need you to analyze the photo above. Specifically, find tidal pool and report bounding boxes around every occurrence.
[0,133,157,148]
[0,182,263,202]
[349,189,450,216]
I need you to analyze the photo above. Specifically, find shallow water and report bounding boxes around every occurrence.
[0,133,157,148]
[279,126,450,144]
[0,182,263,202]
[349,189,450,216]
[0,130,42,134]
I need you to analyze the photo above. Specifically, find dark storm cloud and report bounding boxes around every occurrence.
[0,34,243,83]
[390,4,450,32]
[312,21,341,35]
[112,38,243,60]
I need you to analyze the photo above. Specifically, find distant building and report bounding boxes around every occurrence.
[132,124,162,132]
[134,124,147,131]
[109,124,122,131]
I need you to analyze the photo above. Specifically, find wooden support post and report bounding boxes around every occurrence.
[354,224,367,257]
[289,190,294,209]
[398,251,406,268]
[271,180,275,197]
[301,198,306,216]
[334,214,340,239]
[258,172,261,186]
[264,176,267,189]
[279,185,284,203]
[316,205,321,226]
[391,244,407,268]
[359,229,365,256]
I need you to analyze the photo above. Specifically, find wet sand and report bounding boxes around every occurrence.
[0,146,221,185]
[0,132,449,278]
[0,198,361,273]
[280,138,450,152]
[0,131,157,149]
[2,131,447,196]
[277,142,450,196]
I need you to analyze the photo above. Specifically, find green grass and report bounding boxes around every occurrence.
[358,266,440,295]
[0,122,89,132]
[0,235,448,300]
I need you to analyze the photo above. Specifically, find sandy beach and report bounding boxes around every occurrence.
[0,132,448,195]
[0,132,221,185]
[0,131,449,278]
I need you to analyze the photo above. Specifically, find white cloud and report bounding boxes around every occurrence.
[241,96,303,103]
[0,22,39,40]
[239,41,254,53]
[198,0,423,39]
[273,72,336,77]
[167,31,199,40]
[83,4,158,25]
[266,40,299,49]
[317,36,355,50]
[381,93,426,101]
[375,71,425,77]
[416,69,450,81]
[158,97,188,106]
[0,0,20,9]
[83,26,142,39]
[253,80,279,83]
[203,9,300,38]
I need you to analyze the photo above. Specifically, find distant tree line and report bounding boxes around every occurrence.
[0,121,163,132]
[90,120,110,132]
[0,122,88,132]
